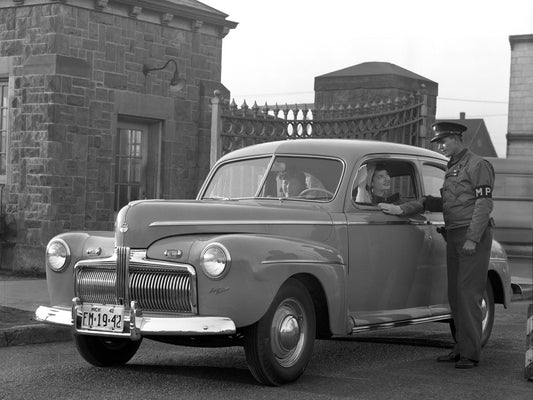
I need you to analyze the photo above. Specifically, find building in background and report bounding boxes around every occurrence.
[0,0,236,272]
[506,34,533,158]
[314,62,438,148]
[436,112,497,157]
[490,34,533,260]
[314,61,438,109]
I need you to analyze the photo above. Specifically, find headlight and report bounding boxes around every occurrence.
[200,243,231,279]
[46,239,70,272]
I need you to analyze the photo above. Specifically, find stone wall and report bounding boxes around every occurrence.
[0,1,235,272]
[507,34,533,158]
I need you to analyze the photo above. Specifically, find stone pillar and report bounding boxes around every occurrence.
[507,34,533,158]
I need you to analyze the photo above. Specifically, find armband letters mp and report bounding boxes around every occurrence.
[475,185,492,199]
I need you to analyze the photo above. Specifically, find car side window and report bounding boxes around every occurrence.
[421,163,445,197]
[352,159,418,207]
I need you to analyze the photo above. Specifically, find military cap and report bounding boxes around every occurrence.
[430,122,467,142]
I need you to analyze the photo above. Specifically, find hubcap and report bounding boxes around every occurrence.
[481,297,488,331]
[271,299,306,367]
[279,315,300,350]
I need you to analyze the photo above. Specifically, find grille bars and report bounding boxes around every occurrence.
[116,246,130,305]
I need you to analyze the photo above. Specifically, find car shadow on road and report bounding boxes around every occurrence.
[339,335,454,349]
[118,363,258,386]
[331,328,454,349]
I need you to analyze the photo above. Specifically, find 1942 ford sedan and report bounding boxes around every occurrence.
[36,139,511,385]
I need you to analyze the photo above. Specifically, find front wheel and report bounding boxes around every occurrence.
[243,278,316,386]
[449,281,495,347]
[73,334,142,366]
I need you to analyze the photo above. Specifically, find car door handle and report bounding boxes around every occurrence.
[408,218,430,225]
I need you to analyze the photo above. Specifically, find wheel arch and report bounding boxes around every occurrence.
[487,269,505,306]
[291,273,332,339]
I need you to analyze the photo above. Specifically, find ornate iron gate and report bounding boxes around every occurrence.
[210,90,430,166]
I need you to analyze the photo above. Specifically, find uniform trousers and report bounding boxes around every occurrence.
[446,225,492,362]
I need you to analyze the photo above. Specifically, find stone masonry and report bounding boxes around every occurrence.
[0,0,236,272]
[507,34,533,158]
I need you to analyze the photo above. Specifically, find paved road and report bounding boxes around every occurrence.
[1,301,531,400]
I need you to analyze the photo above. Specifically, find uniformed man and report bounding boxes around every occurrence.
[379,121,495,369]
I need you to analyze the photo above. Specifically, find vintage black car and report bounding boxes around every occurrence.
[36,139,511,385]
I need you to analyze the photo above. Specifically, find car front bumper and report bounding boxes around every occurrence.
[35,297,237,340]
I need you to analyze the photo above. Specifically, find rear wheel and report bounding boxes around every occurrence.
[243,278,316,386]
[480,282,495,347]
[448,281,495,347]
[73,334,142,366]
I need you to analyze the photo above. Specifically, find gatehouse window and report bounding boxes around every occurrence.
[114,120,161,211]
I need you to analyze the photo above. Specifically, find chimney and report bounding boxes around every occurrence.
[459,112,465,120]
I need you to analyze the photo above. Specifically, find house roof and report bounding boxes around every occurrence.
[317,62,436,83]
[119,0,238,28]
[165,0,229,17]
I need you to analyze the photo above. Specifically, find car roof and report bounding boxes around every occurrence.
[217,139,447,163]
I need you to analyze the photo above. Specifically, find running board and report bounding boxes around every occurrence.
[351,314,452,334]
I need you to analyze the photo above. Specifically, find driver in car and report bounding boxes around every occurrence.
[281,170,307,197]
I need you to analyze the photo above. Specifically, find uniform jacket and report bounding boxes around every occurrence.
[400,149,494,243]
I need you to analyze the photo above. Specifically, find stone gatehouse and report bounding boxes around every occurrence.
[0,0,236,272]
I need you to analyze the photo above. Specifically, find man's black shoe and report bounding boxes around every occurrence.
[455,357,478,369]
[436,352,460,362]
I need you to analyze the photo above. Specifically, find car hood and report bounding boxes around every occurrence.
[115,199,334,248]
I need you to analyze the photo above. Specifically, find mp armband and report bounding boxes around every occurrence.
[475,185,492,198]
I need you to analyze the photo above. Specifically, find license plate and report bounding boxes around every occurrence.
[80,304,125,332]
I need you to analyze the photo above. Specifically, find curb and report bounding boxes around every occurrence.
[0,323,71,347]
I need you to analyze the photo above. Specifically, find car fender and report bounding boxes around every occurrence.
[488,239,512,308]
[45,231,115,307]
[149,233,348,334]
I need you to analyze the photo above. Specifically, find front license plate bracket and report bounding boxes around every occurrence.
[80,304,125,332]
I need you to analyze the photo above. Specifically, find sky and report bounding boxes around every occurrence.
[203,0,533,157]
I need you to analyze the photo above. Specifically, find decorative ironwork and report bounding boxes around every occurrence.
[210,91,429,163]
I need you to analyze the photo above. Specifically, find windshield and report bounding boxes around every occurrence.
[202,155,344,201]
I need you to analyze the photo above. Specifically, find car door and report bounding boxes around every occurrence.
[417,159,449,316]
[345,156,435,327]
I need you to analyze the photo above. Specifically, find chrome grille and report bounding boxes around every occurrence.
[116,246,129,305]
[76,266,116,305]
[130,265,192,312]
[75,249,195,313]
